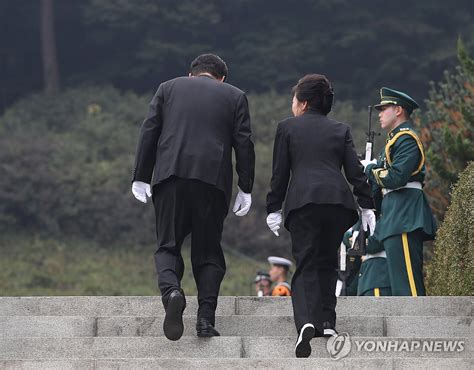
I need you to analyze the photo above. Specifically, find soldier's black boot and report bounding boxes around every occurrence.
[196,318,220,337]
[163,289,186,341]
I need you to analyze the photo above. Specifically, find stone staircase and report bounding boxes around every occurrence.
[0,296,471,369]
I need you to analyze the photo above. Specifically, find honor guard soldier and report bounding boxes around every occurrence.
[268,256,292,296]
[361,87,437,296]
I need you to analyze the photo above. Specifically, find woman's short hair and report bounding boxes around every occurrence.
[292,74,334,115]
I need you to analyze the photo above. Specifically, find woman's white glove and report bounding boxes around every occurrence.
[233,187,252,216]
[132,181,152,203]
[361,208,376,236]
[266,210,282,236]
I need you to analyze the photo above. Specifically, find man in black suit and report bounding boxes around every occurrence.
[266,74,375,357]
[132,54,255,341]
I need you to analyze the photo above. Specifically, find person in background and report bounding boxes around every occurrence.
[265,74,375,357]
[255,271,272,297]
[268,256,292,296]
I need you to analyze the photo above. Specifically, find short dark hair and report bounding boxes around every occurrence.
[190,54,228,80]
[292,74,334,115]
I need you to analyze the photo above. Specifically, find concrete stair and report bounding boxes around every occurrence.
[0,296,472,369]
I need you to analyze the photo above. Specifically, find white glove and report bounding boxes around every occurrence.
[360,159,377,170]
[361,208,376,236]
[266,210,282,236]
[232,187,252,216]
[132,181,152,203]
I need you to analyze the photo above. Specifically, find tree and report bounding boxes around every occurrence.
[416,38,474,220]
[40,0,60,94]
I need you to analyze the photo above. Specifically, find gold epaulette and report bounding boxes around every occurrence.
[385,129,425,176]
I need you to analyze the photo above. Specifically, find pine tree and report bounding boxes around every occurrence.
[416,38,474,220]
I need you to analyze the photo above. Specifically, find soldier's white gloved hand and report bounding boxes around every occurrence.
[132,181,152,203]
[266,210,282,237]
[360,159,377,170]
[233,187,252,216]
[361,208,376,236]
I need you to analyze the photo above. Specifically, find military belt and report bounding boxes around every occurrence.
[382,181,422,196]
[364,250,387,260]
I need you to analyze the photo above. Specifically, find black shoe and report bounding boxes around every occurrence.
[163,290,186,341]
[196,318,220,337]
[295,323,315,358]
[323,321,338,337]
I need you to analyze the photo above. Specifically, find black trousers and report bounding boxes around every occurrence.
[288,204,354,335]
[152,177,227,325]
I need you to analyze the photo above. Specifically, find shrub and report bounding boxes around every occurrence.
[426,162,474,295]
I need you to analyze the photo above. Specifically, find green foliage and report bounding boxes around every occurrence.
[426,162,473,296]
[1,1,473,110]
[0,86,154,243]
[0,234,263,296]
[416,40,474,220]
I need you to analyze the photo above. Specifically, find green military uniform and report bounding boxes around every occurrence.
[358,234,391,296]
[365,88,437,296]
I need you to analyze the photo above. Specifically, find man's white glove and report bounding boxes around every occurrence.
[266,210,282,236]
[360,159,377,170]
[132,181,152,203]
[361,208,376,236]
[232,187,252,216]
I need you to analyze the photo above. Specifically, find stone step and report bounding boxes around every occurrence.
[0,337,470,359]
[1,315,471,338]
[0,296,471,317]
[0,358,472,369]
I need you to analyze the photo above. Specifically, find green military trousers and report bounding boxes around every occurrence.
[384,230,426,296]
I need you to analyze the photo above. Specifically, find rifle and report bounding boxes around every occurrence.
[348,105,379,256]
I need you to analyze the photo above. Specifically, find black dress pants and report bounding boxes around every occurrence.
[288,204,354,335]
[152,177,227,325]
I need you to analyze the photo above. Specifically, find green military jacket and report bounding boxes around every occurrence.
[357,257,391,295]
[365,121,436,242]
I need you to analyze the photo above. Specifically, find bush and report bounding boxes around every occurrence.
[0,86,155,243]
[426,162,474,295]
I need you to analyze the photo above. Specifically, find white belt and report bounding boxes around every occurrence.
[382,181,422,196]
[364,251,387,260]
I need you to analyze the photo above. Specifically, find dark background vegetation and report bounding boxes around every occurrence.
[0,0,472,295]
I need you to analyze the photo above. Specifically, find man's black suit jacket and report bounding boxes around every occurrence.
[266,110,374,229]
[133,75,255,210]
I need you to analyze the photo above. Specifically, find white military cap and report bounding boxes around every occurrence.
[267,256,293,267]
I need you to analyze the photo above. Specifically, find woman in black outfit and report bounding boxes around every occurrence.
[266,74,375,358]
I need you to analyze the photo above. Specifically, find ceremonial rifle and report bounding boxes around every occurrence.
[348,105,378,256]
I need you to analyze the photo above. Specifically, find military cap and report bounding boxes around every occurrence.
[374,87,419,114]
[268,256,293,268]
[255,270,271,283]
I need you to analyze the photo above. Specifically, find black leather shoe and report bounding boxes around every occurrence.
[323,321,338,337]
[295,323,315,358]
[196,318,220,337]
[163,290,186,341]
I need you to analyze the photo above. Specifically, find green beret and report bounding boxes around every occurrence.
[374,87,419,114]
